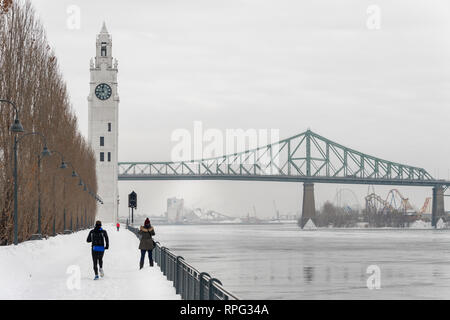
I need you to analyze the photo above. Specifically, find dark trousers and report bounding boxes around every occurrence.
[92,250,104,275]
[140,249,153,266]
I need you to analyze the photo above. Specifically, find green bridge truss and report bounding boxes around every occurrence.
[118,129,450,187]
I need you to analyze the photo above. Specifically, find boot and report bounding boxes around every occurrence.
[149,259,154,267]
[140,261,144,270]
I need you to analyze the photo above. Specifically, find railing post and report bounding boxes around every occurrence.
[155,241,160,266]
[175,256,184,295]
[170,254,173,281]
[168,255,175,281]
[208,278,222,300]
[163,247,167,275]
[184,268,188,299]
[189,271,193,300]
[161,247,167,276]
[181,265,185,299]
[199,272,211,300]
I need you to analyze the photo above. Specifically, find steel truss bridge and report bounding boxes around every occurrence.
[118,129,450,228]
[119,130,447,186]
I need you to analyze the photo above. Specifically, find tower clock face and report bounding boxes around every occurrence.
[95,83,112,100]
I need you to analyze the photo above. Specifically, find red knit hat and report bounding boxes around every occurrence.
[144,218,150,226]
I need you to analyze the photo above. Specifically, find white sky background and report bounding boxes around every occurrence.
[31,0,450,218]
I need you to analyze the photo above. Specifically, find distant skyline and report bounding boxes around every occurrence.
[31,0,450,218]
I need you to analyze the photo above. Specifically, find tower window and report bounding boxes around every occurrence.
[100,152,104,162]
[101,42,107,57]
[108,123,111,132]
[108,152,111,162]
[100,136,104,146]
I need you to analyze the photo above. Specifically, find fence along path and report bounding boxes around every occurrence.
[128,225,239,300]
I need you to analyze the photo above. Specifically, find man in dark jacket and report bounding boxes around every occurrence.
[87,220,109,280]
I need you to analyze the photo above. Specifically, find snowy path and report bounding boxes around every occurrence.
[0,225,180,299]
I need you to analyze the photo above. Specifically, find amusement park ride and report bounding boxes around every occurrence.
[365,189,432,217]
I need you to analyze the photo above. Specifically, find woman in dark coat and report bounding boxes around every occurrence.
[139,218,155,269]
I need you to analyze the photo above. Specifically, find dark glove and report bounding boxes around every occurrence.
[105,245,109,250]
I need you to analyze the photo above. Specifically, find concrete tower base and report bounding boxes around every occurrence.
[432,186,445,228]
[299,183,316,229]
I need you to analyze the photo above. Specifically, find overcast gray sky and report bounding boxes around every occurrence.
[31,0,450,218]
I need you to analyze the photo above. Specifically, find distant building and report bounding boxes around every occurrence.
[167,197,184,223]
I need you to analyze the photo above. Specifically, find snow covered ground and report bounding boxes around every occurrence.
[0,225,180,300]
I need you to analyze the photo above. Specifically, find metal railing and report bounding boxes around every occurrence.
[128,225,239,300]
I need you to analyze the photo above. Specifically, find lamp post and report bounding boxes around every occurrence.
[0,99,24,133]
[32,145,52,239]
[12,132,50,245]
[77,177,103,229]
[77,174,97,230]
[77,177,88,228]
[36,149,67,237]
[85,185,90,228]
[0,99,24,245]
[50,150,70,233]
[64,162,79,231]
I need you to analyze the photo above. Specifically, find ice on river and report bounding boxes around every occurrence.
[153,224,450,299]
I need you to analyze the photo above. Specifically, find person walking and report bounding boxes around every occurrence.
[139,218,155,269]
[86,220,109,280]
[116,222,120,231]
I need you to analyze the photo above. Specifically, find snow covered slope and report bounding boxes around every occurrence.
[0,225,180,300]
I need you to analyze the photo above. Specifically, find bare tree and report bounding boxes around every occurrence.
[0,1,97,244]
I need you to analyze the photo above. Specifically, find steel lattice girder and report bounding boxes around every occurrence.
[118,130,450,187]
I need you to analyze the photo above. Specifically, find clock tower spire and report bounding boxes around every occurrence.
[88,22,119,224]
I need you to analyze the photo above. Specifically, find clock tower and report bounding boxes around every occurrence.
[88,22,119,224]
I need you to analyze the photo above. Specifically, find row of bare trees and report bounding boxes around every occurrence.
[0,1,97,244]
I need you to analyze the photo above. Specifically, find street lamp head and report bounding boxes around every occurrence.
[10,118,24,133]
[41,145,51,157]
[78,179,83,186]
[60,161,67,169]
[83,185,87,191]
[71,170,77,178]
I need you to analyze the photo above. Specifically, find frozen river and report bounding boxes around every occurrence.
[151,224,450,299]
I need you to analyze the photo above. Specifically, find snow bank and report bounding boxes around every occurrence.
[409,220,431,229]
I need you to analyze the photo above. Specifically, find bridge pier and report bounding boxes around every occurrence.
[299,183,316,228]
[432,185,445,228]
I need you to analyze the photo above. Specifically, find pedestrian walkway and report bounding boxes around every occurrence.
[0,225,180,299]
